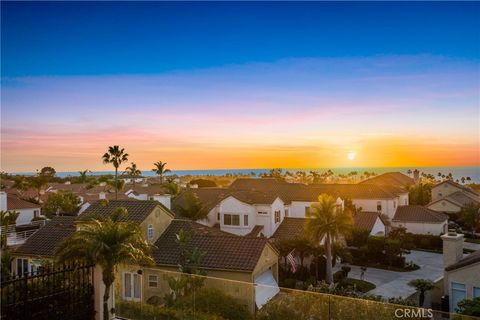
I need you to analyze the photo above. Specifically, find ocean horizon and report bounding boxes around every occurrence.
[9,166,480,183]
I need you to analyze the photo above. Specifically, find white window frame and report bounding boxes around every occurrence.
[147,224,154,240]
[451,282,466,312]
[123,272,142,302]
[376,201,382,212]
[16,258,29,275]
[274,210,281,223]
[148,274,158,288]
[473,287,480,298]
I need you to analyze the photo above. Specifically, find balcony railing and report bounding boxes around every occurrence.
[0,219,46,246]
[113,268,480,320]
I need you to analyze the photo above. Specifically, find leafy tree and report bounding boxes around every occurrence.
[408,279,435,307]
[189,178,217,188]
[42,191,81,217]
[38,166,56,179]
[388,227,414,256]
[459,203,480,236]
[347,228,370,248]
[12,176,29,192]
[0,210,19,226]
[102,145,129,200]
[291,238,313,268]
[456,297,480,316]
[174,191,209,221]
[152,161,171,184]
[408,183,432,205]
[55,207,154,320]
[305,194,353,284]
[124,162,142,187]
[29,176,47,200]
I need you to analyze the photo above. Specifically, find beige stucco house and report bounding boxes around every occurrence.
[428,180,480,214]
[116,219,279,314]
[442,232,480,313]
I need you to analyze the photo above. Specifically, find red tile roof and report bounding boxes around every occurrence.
[354,211,381,231]
[6,195,41,210]
[393,205,448,223]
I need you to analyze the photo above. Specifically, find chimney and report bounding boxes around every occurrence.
[99,192,106,200]
[413,169,420,184]
[0,191,7,211]
[441,230,464,268]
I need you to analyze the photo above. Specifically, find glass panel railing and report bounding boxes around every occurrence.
[114,268,480,320]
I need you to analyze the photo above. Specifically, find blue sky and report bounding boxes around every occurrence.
[1,2,479,171]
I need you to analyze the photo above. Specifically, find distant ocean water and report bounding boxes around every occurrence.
[11,166,480,183]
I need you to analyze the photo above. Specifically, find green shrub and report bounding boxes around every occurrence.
[333,270,346,283]
[174,288,252,320]
[115,300,223,320]
[411,234,442,251]
[282,278,297,289]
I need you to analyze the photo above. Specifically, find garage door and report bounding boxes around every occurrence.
[254,270,280,309]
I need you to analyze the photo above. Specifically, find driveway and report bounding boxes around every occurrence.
[464,241,480,251]
[335,250,444,299]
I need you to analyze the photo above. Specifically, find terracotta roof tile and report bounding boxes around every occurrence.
[359,172,414,188]
[14,216,77,257]
[6,194,41,210]
[153,220,269,272]
[271,218,307,241]
[393,205,448,223]
[354,211,381,231]
[80,200,164,223]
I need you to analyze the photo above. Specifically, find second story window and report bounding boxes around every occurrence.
[147,224,154,240]
[377,201,382,212]
[148,275,158,287]
[244,215,248,226]
[224,214,240,226]
[217,212,220,221]
[285,209,289,217]
[33,210,40,218]
[305,207,310,216]
[275,210,281,223]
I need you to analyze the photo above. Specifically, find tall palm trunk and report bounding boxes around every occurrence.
[325,234,333,284]
[102,269,114,320]
[114,167,118,200]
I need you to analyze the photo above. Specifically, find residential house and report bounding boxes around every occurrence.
[125,184,172,209]
[353,211,386,236]
[359,172,415,188]
[428,180,480,214]
[12,216,77,275]
[80,200,174,243]
[392,205,448,235]
[174,187,285,237]
[116,219,279,313]
[0,191,42,225]
[441,232,480,313]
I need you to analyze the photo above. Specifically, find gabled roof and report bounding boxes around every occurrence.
[47,183,88,193]
[125,184,166,196]
[270,218,307,241]
[153,220,271,272]
[432,180,480,196]
[428,191,480,208]
[445,250,480,271]
[354,211,382,231]
[393,205,448,223]
[80,200,171,223]
[359,172,414,188]
[7,194,41,210]
[15,216,77,258]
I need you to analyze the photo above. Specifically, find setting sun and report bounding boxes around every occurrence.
[347,152,356,161]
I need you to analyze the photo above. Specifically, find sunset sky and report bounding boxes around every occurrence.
[1,2,479,172]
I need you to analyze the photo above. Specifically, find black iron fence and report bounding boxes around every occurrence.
[1,264,95,320]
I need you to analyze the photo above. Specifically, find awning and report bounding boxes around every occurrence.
[254,270,280,309]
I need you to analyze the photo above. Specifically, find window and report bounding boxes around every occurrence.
[148,275,158,288]
[258,211,268,215]
[393,201,396,209]
[305,207,310,216]
[244,215,248,226]
[474,287,480,298]
[149,196,154,200]
[16,258,29,275]
[123,272,141,301]
[275,210,281,223]
[451,282,466,311]
[217,212,220,221]
[285,209,289,217]
[147,224,154,240]
[376,201,382,212]
[33,210,40,218]
[224,214,240,226]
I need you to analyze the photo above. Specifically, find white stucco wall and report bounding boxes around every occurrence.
[352,199,396,219]
[427,200,462,213]
[15,208,41,226]
[370,217,386,235]
[392,221,447,235]
[219,197,255,236]
[432,183,462,202]
[289,201,314,218]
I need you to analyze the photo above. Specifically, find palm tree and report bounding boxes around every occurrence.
[408,279,435,307]
[174,191,209,221]
[162,181,180,198]
[102,145,129,200]
[55,208,154,320]
[124,162,142,187]
[305,194,353,284]
[78,170,91,183]
[0,210,19,226]
[152,161,171,184]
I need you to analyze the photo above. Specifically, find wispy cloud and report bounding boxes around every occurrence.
[1,55,478,171]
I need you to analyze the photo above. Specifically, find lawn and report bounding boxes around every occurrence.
[339,278,376,293]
